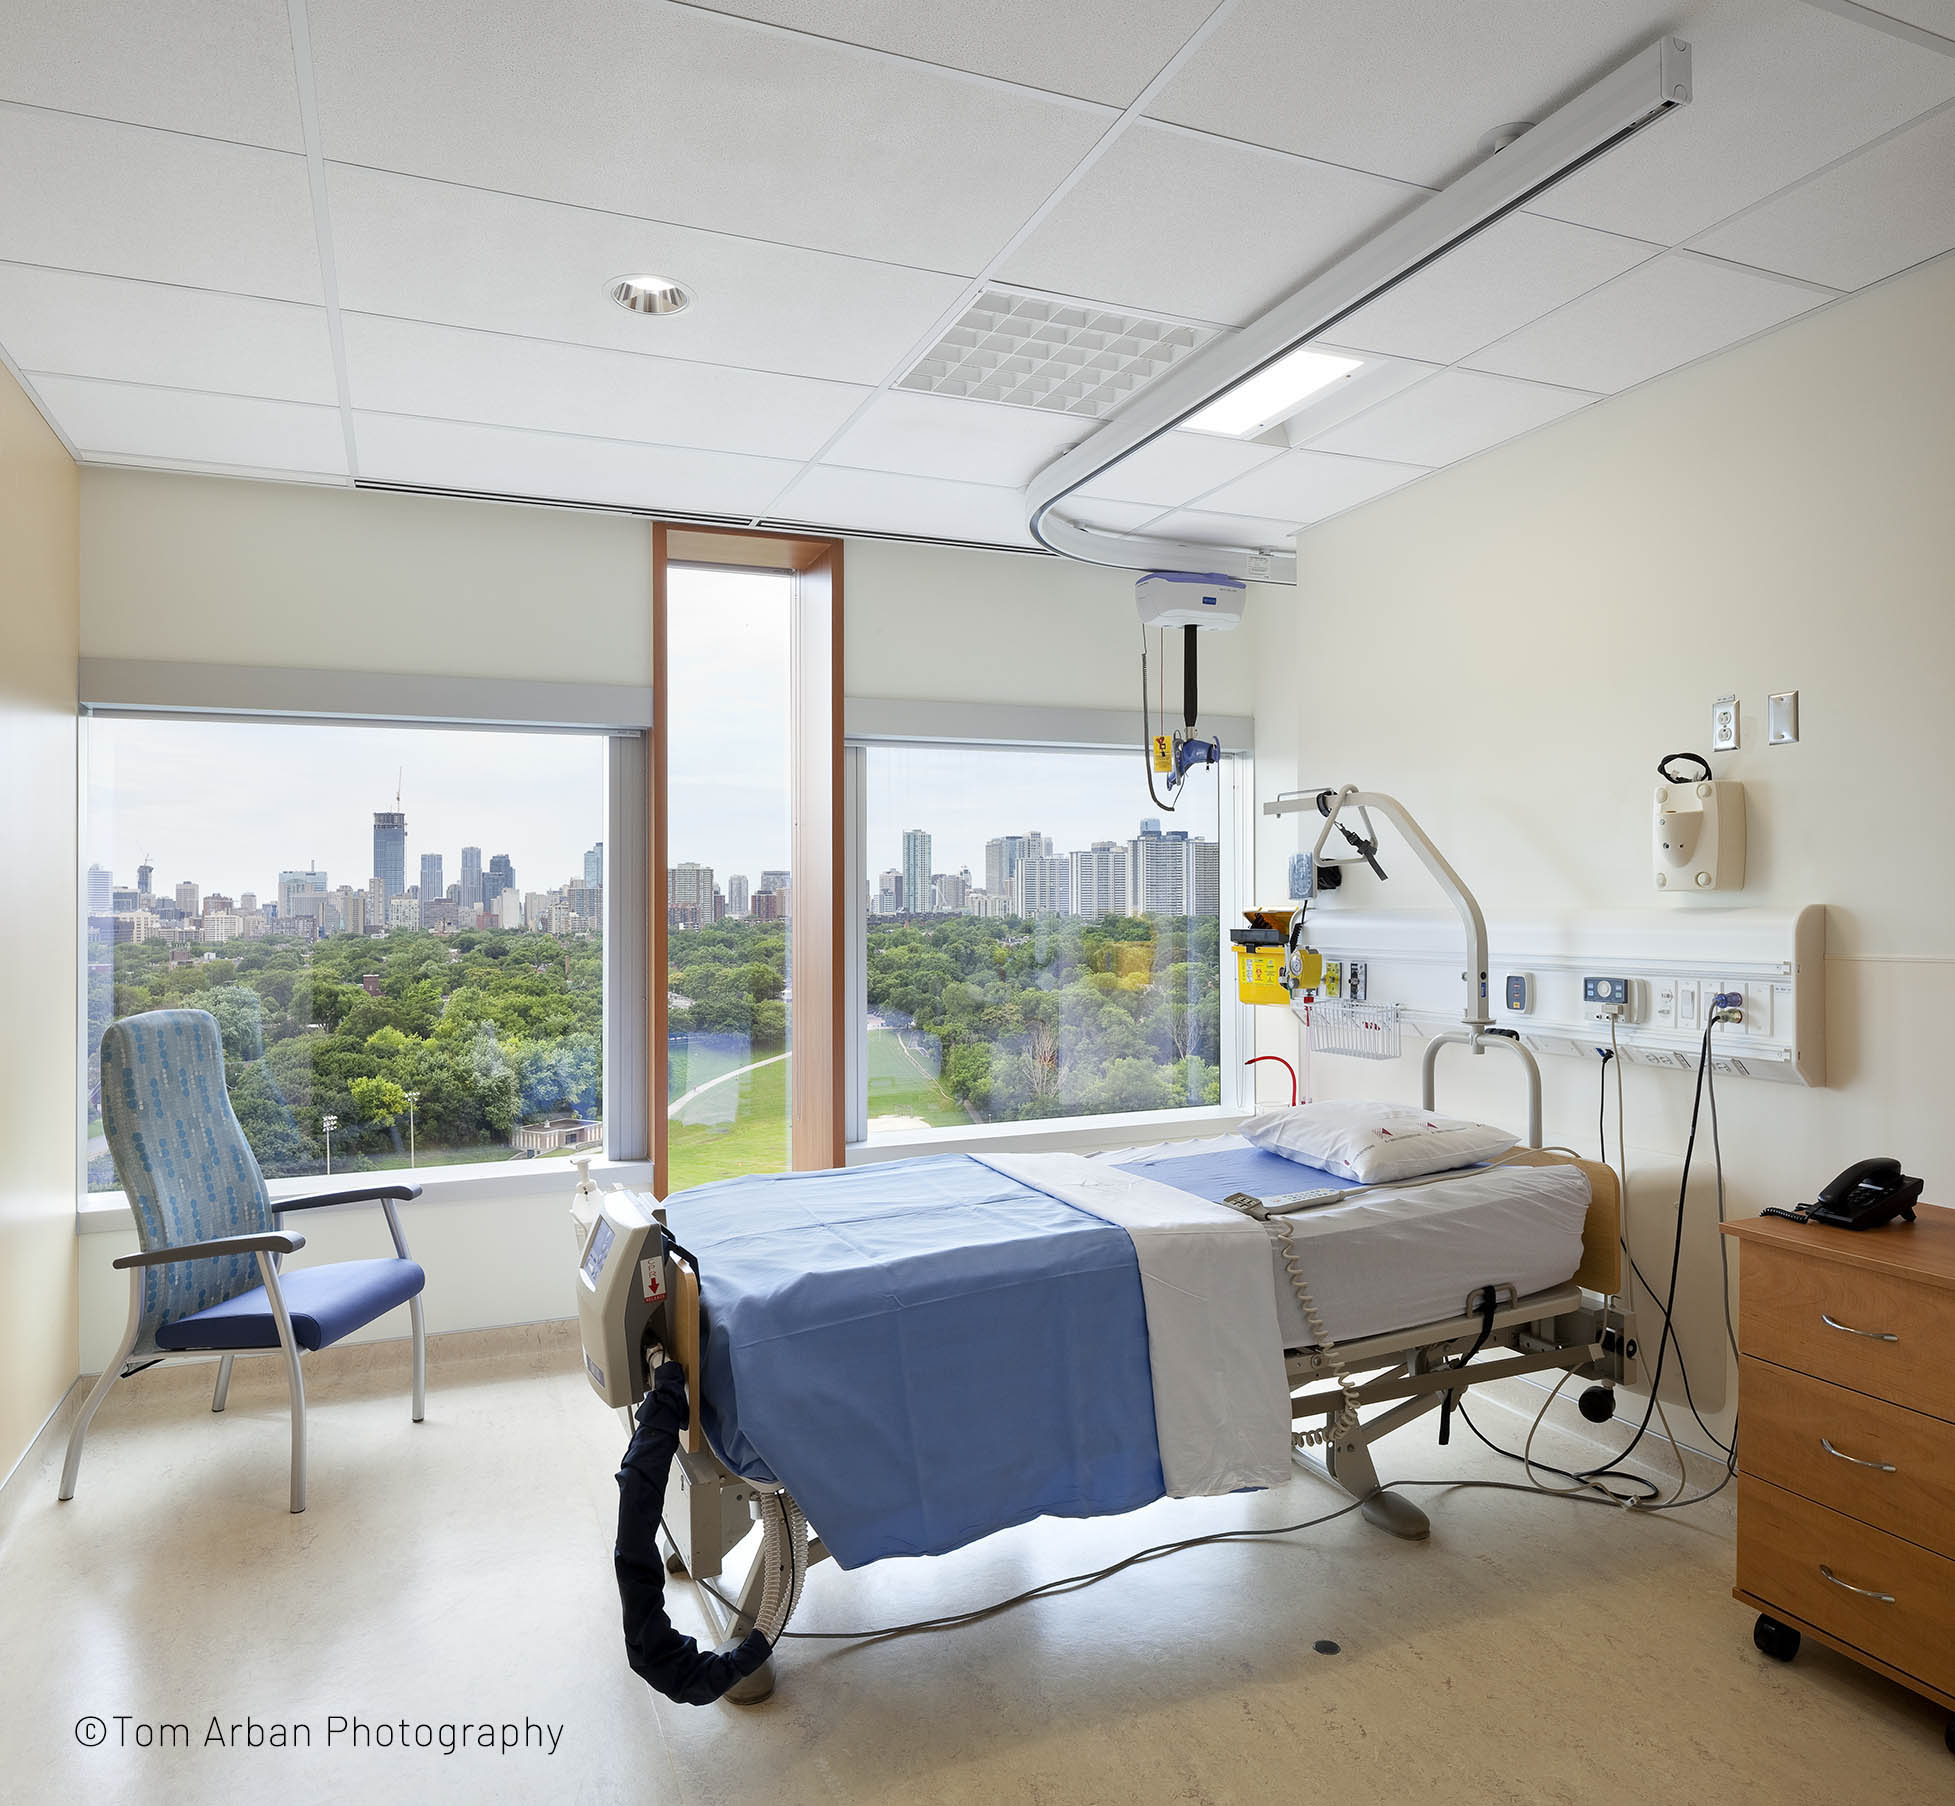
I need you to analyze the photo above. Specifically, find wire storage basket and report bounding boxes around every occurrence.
[1304,998,1402,1061]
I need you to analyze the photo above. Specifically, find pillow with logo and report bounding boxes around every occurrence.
[1240,1099,1517,1184]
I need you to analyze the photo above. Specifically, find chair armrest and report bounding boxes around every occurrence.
[114,1231,305,1270]
[273,1183,423,1214]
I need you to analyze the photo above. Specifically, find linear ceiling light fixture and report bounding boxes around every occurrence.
[1024,35,1693,584]
[1180,346,1363,437]
[609,274,693,315]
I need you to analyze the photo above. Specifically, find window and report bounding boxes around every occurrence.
[663,563,794,1190]
[856,740,1243,1138]
[84,715,608,1190]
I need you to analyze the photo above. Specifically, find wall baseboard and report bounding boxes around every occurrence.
[0,1380,86,1553]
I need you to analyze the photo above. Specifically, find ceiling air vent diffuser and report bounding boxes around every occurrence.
[898,290,1214,420]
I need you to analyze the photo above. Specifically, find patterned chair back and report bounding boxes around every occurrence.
[100,1010,276,1356]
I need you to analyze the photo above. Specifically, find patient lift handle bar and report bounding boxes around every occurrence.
[1269,787,1491,1031]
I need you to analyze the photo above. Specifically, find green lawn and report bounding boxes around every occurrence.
[669,1052,790,1192]
[866,1026,969,1130]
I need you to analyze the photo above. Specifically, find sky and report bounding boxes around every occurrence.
[83,562,1221,906]
[87,716,606,904]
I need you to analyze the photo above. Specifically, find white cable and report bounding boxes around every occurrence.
[1269,1213,1362,1449]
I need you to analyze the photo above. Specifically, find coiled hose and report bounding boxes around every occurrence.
[1269,1214,1363,1449]
[749,1490,810,1643]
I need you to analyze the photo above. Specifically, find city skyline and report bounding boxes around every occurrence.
[86,715,606,906]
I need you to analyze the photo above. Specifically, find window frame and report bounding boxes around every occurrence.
[844,699,1256,1155]
[75,688,647,1210]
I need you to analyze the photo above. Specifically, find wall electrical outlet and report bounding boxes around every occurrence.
[1321,959,1342,1000]
[1712,693,1739,751]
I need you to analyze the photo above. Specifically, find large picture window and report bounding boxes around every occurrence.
[857,741,1241,1139]
[84,715,607,1190]
[664,562,794,1191]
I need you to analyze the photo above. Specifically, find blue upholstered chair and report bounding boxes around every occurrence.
[61,1009,429,1513]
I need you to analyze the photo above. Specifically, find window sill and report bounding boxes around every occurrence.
[76,1156,655,1235]
[846,1105,1252,1166]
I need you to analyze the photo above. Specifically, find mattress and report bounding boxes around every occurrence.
[1103,1135,1590,1347]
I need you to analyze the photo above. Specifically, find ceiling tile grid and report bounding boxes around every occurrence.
[0,0,1951,550]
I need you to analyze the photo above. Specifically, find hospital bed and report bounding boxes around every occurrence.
[578,1135,1624,1704]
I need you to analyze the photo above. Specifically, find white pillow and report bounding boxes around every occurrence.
[1241,1100,1517,1185]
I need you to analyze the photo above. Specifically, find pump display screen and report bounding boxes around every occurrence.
[581,1216,616,1286]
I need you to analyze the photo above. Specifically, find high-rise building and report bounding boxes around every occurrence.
[1128,821,1201,916]
[584,843,604,889]
[758,870,790,918]
[279,868,327,920]
[984,836,1023,897]
[330,885,366,936]
[420,853,444,926]
[749,889,784,922]
[238,891,257,915]
[900,829,932,916]
[135,861,154,898]
[1017,853,1073,917]
[485,854,515,904]
[175,880,201,919]
[1191,838,1221,918]
[726,874,749,917]
[459,846,483,909]
[86,865,114,914]
[930,870,969,913]
[1070,841,1130,917]
[874,870,903,916]
[668,862,714,928]
[372,812,407,905]
[387,894,421,930]
[366,875,385,931]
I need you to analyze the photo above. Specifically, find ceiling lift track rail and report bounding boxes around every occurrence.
[1024,36,1692,585]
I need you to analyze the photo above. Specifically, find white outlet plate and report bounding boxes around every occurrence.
[1768,690,1799,745]
[1711,694,1739,751]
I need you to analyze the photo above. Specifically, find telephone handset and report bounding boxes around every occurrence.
[1763,1158,1924,1231]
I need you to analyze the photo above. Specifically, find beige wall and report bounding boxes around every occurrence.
[0,366,80,1477]
[1255,250,1955,1437]
[845,534,1270,716]
[81,470,653,685]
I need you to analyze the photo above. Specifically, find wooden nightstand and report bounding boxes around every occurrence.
[1723,1206,1955,1757]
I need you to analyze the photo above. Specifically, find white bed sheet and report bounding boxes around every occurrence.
[1096,1135,1590,1347]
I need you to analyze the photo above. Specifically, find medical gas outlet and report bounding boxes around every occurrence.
[1653,756,1745,892]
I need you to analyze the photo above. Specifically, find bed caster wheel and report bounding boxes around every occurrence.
[1753,1615,1800,1663]
[665,1551,688,1577]
[1578,1385,1616,1424]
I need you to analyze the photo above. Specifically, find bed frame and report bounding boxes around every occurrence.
[647,1147,1624,1699]
[1286,1149,1625,1540]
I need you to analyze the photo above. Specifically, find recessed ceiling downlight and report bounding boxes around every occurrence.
[608,275,692,316]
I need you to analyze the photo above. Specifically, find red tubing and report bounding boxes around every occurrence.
[1244,1054,1298,1108]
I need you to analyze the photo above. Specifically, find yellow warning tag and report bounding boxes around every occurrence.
[1151,734,1174,773]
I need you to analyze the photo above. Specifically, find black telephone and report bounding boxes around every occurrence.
[1763,1158,1924,1231]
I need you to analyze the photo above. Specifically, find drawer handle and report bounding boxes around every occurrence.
[1818,1564,1895,1604]
[1819,1312,1898,1342]
[1819,1437,1897,1473]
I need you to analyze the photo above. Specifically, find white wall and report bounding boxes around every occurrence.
[1253,250,1955,1438]
[0,365,80,1473]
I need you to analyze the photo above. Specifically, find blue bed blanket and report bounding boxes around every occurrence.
[661,1155,1165,1569]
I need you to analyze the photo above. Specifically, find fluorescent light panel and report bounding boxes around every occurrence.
[1180,346,1363,437]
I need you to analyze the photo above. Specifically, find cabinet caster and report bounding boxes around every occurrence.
[1752,1615,1800,1663]
[1578,1385,1616,1424]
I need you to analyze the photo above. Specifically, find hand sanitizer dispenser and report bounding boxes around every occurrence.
[1654,775,1745,892]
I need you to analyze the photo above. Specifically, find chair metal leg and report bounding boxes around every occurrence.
[256,1251,307,1514]
[211,1353,235,1413]
[58,1272,143,1502]
[409,1293,426,1423]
